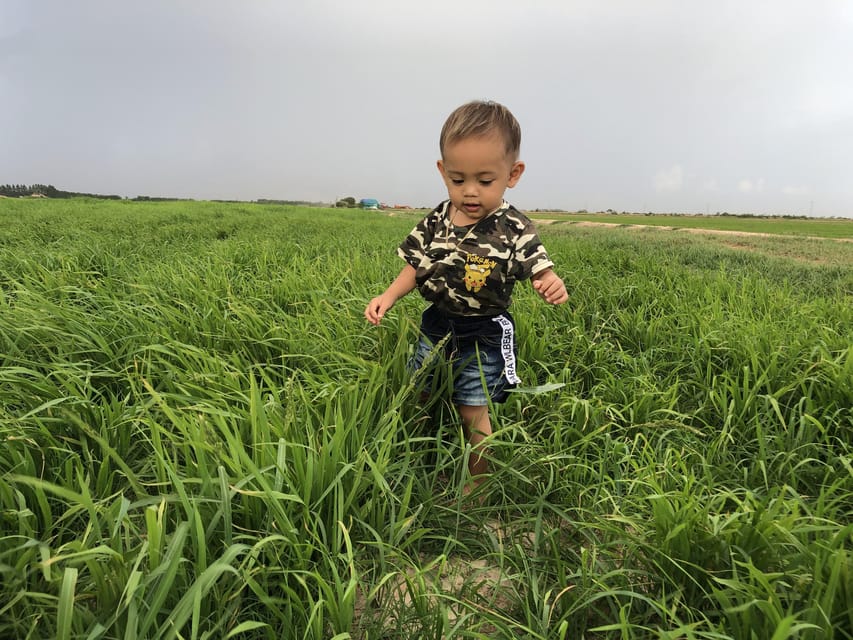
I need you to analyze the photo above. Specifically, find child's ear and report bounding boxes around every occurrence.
[436,160,446,178]
[507,161,525,188]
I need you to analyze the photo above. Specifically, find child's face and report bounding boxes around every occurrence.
[437,133,525,224]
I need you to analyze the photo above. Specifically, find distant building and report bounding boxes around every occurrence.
[360,198,380,210]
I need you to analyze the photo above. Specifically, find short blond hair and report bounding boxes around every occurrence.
[439,100,521,160]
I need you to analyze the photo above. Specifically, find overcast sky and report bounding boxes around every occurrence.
[2,1,852,218]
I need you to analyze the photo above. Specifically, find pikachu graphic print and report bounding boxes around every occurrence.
[464,255,497,293]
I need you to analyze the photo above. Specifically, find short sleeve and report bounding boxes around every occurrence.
[512,220,554,280]
[397,211,438,268]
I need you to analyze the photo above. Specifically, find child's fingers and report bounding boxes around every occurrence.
[364,299,382,325]
[548,288,569,304]
[536,278,568,304]
[365,296,392,325]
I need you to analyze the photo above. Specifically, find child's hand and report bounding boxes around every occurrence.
[364,294,395,326]
[365,265,417,326]
[532,269,568,305]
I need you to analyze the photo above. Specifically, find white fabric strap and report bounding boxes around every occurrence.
[491,315,521,385]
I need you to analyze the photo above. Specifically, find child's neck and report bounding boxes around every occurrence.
[450,202,501,227]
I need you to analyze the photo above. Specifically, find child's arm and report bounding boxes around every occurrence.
[531,268,568,305]
[364,264,417,326]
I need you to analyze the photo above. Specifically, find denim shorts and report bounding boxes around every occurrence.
[408,306,520,406]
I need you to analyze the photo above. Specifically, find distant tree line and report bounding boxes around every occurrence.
[0,183,121,200]
[133,195,193,202]
[0,184,337,207]
[255,199,330,206]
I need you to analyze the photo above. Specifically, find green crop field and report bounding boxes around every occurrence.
[524,211,853,240]
[1,198,851,639]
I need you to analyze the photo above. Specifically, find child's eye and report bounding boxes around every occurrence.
[479,180,493,186]
[452,179,464,185]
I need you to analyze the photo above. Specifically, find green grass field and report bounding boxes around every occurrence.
[523,211,853,240]
[1,198,851,639]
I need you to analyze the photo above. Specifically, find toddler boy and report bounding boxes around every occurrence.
[365,100,568,491]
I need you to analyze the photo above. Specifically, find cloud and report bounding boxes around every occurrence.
[653,165,684,192]
[782,185,810,196]
[738,178,765,193]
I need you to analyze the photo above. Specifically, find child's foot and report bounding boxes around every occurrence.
[462,476,488,505]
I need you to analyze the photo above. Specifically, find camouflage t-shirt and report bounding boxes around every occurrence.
[398,200,554,316]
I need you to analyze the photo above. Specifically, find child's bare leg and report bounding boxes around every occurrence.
[457,404,492,490]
